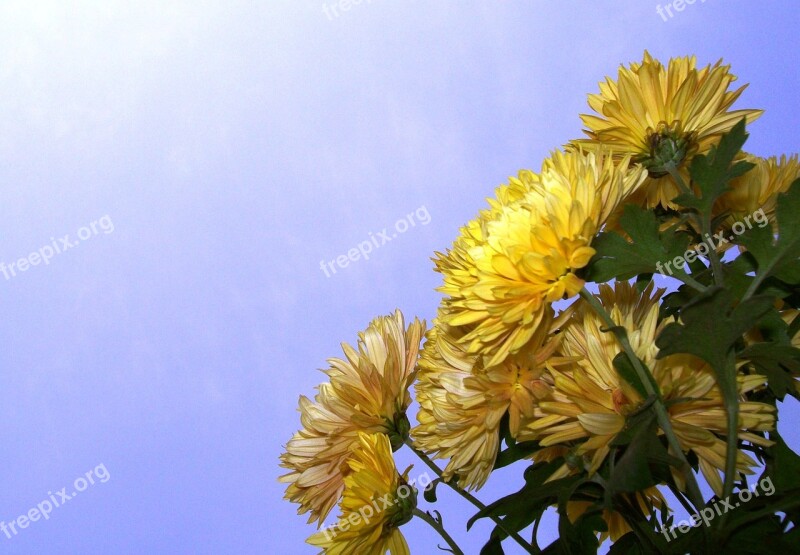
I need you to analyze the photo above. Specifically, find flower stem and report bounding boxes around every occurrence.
[673,272,707,292]
[578,287,706,511]
[664,162,693,198]
[412,508,464,555]
[404,438,537,554]
[720,355,740,507]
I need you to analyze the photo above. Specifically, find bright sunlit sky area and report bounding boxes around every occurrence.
[1,1,798,553]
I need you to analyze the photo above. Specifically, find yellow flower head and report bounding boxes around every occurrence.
[307,432,414,555]
[434,170,537,313]
[715,153,800,228]
[440,148,645,367]
[525,281,775,496]
[574,51,763,209]
[413,307,570,490]
[527,282,661,474]
[280,311,425,525]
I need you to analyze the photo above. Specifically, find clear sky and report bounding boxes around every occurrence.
[0,1,798,553]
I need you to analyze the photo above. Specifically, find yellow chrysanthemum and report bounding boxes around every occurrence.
[413,307,572,490]
[660,356,774,496]
[524,282,775,496]
[280,310,425,524]
[307,432,413,555]
[527,282,661,474]
[715,153,800,228]
[439,149,645,368]
[434,170,538,314]
[574,51,763,209]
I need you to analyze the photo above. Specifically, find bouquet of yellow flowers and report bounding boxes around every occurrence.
[280,52,800,554]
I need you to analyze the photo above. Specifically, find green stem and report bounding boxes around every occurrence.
[720,355,740,517]
[742,254,779,300]
[404,438,537,554]
[412,508,464,555]
[701,219,725,287]
[579,288,706,511]
[673,272,707,292]
[664,162,693,198]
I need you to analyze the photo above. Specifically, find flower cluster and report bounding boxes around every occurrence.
[280,310,424,552]
[282,52,798,553]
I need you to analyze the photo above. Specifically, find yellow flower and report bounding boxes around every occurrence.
[573,51,763,209]
[525,282,775,496]
[660,357,774,496]
[434,170,537,315]
[280,311,425,525]
[440,149,645,368]
[307,432,413,555]
[528,282,660,474]
[413,307,571,489]
[715,153,800,228]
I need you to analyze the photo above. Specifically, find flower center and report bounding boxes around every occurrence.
[640,122,692,177]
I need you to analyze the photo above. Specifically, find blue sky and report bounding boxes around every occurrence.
[0,1,798,553]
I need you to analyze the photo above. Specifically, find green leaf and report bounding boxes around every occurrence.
[585,205,691,283]
[479,536,505,555]
[738,178,800,286]
[607,404,683,494]
[739,342,800,400]
[555,508,604,555]
[764,432,800,491]
[656,287,773,375]
[674,119,754,214]
[723,516,796,553]
[494,440,541,470]
[720,255,756,298]
[466,460,571,532]
[607,532,647,554]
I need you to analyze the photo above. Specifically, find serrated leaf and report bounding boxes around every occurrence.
[586,205,691,282]
[656,287,773,374]
[607,406,683,494]
[739,342,800,400]
[675,119,753,214]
